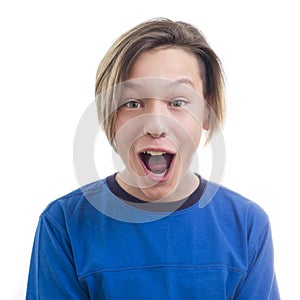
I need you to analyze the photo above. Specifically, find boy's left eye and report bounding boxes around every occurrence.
[169,98,187,108]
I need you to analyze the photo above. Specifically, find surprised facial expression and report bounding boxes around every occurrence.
[114,48,209,202]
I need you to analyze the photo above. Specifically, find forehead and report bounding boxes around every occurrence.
[126,48,203,96]
[120,77,201,100]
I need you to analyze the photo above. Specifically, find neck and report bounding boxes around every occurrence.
[116,171,199,203]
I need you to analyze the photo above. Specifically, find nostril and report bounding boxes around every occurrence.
[148,132,166,138]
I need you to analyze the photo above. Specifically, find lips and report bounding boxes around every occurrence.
[139,149,175,181]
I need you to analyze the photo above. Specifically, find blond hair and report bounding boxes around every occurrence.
[95,18,225,145]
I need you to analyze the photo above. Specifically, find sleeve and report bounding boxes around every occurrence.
[235,207,280,299]
[26,213,89,300]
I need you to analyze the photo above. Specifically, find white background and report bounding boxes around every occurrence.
[1,0,299,299]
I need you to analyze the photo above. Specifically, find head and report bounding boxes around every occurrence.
[96,18,225,145]
[95,18,225,202]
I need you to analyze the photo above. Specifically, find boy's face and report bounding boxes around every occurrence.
[114,48,209,202]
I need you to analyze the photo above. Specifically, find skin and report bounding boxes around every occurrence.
[114,47,209,203]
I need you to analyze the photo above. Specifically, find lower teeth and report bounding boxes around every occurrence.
[150,169,167,176]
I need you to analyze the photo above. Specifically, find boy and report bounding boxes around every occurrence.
[26,18,280,299]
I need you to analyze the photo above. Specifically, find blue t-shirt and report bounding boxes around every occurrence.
[26,175,280,299]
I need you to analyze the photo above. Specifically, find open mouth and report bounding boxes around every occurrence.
[139,150,175,179]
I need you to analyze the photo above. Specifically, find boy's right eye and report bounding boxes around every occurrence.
[123,100,142,109]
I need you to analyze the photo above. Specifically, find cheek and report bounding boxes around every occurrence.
[115,115,138,146]
[175,114,203,147]
[115,113,126,134]
[114,115,146,165]
[187,123,202,149]
[114,132,138,172]
[183,103,208,146]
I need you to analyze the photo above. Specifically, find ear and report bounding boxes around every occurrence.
[203,99,210,131]
[203,117,210,131]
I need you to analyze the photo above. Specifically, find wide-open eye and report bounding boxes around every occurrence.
[169,98,187,108]
[123,99,142,109]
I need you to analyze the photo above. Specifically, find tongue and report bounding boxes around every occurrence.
[149,155,167,173]
[143,154,173,174]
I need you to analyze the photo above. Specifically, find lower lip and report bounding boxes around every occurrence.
[139,155,175,183]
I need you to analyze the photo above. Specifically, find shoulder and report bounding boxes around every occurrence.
[221,184,267,216]
[204,181,270,230]
[198,181,272,254]
[40,179,109,223]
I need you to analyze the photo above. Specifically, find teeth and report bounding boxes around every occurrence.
[145,150,166,156]
[153,170,167,176]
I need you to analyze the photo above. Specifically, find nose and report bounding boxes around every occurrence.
[142,99,168,138]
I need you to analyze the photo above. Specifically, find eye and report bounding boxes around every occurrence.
[169,98,187,108]
[123,99,142,109]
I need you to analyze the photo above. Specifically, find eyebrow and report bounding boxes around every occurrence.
[122,77,196,90]
[172,77,196,89]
